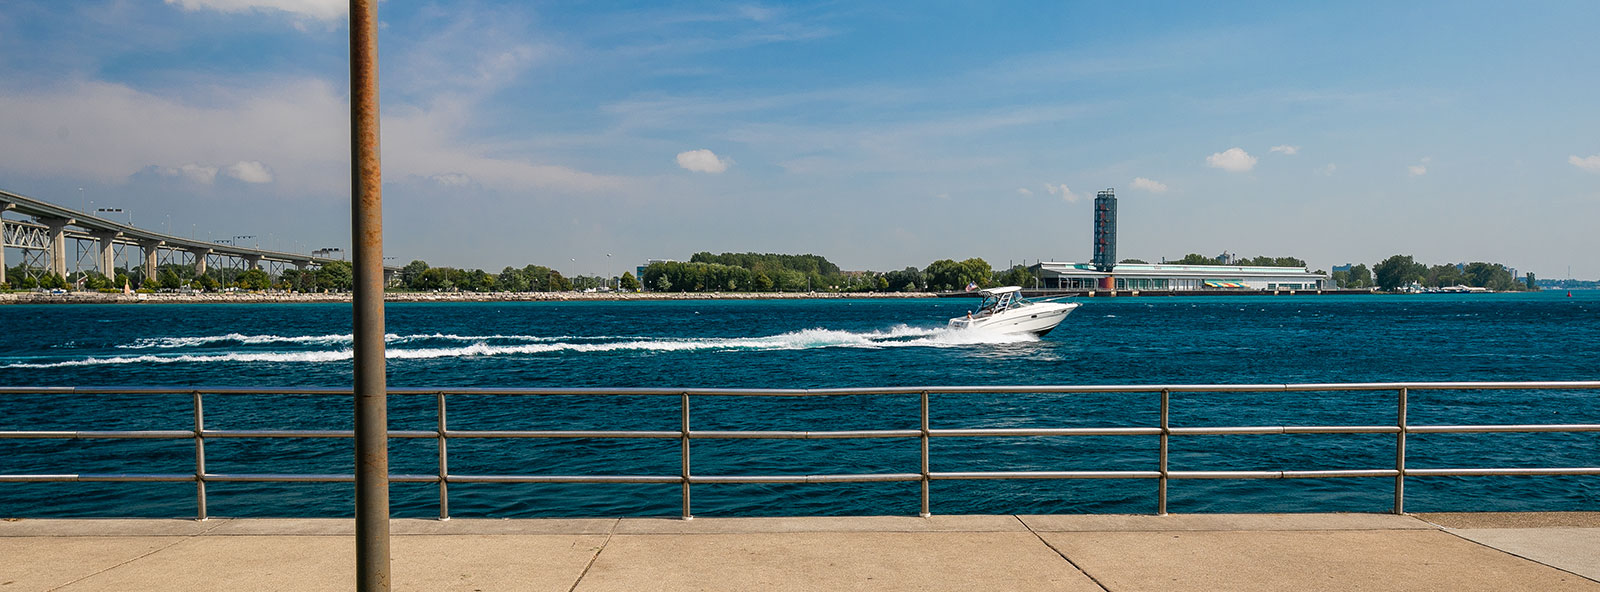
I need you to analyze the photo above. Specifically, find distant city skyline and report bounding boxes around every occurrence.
[2,1,1597,278]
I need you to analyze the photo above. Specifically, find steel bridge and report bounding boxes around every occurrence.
[1,188,392,286]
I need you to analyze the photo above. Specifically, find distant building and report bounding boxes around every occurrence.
[1092,189,1116,271]
[1332,264,1353,273]
[1023,185,1328,291]
[1033,262,1331,291]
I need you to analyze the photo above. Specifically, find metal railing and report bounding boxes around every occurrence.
[2,382,1598,520]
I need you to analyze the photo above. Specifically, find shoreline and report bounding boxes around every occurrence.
[0,290,941,304]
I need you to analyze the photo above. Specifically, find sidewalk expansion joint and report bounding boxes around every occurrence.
[46,519,232,592]
[1437,527,1600,585]
[566,518,620,592]
[1014,515,1111,592]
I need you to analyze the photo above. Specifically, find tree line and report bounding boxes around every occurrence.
[3,263,329,292]
[1368,255,1534,292]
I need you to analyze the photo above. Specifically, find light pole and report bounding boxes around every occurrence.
[606,253,612,290]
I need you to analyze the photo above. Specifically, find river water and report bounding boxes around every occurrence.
[1,292,1596,517]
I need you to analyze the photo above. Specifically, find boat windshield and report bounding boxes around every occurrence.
[975,291,1016,316]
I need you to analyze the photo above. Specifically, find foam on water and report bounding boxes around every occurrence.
[120,332,577,349]
[11,325,1035,368]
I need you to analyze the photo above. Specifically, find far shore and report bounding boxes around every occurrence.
[0,290,941,305]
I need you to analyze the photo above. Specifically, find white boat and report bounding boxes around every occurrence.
[947,286,1078,336]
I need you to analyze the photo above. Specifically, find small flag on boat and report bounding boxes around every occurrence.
[965,282,978,292]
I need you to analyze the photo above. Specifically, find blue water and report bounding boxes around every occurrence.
[1,292,1597,518]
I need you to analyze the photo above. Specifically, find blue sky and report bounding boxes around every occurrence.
[3,1,1598,278]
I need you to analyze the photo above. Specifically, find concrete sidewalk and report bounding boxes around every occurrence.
[2,513,1597,591]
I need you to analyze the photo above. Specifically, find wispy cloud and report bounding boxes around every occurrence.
[1045,184,1079,202]
[1570,154,1600,172]
[1131,177,1168,193]
[0,79,627,196]
[1409,156,1431,176]
[1270,145,1299,155]
[676,149,730,173]
[163,0,346,21]
[1016,187,1033,196]
[1206,147,1257,173]
[1317,163,1337,176]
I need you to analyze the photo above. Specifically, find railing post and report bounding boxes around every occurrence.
[1158,388,1170,516]
[437,392,448,520]
[1395,387,1408,514]
[193,390,207,521]
[920,390,930,518]
[681,391,692,520]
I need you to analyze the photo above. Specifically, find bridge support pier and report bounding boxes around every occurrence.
[39,217,72,280]
[141,240,162,287]
[190,247,211,277]
[1,201,10,285]
[92,230,120,278]
[245,255,262,271]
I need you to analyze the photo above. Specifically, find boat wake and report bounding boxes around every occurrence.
[5,325,1038,368]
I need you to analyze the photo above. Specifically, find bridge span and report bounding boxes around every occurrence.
[1,188,393,287]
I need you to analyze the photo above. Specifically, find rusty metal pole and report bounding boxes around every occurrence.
[349,0,390,589]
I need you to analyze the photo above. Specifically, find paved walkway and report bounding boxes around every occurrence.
[3,513,1597,591]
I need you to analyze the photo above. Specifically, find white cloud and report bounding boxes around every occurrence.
[427,173,475,186]
[1044,183,1078,202]
[1130,177,1168,193]
[225,160,273,184]
[1016,187,1033,196]
[676,149,730,173]
[156,163,220,184]
[1270,145,1299,155]
[163,0,347,20]
[1206,147,1257,172]
[1408,165,1427,176]
[0,80,627,196]
[1569,154,1600,172]
[1317,163,1337,176]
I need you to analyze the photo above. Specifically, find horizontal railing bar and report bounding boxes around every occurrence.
[690,473,922,484]
[931,471,1161,480]
[447,430,681,439]
[203,430,353,439]
[3,381,1598,398]
[1169,426,1400,436]
[1407,424,1600,433]
[1405,468,1600,476]
[690,430,921,439]
[0,473,195,482]
[447,475,682,484]
[932,428,1161,437]
[205,473,352,483]
[0,430,194,439]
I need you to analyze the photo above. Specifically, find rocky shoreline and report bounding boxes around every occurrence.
[0,290,941,305]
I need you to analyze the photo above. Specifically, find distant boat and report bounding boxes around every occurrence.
[947,286,1078,336]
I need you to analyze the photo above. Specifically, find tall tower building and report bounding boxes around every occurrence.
[1093,188,1117,271]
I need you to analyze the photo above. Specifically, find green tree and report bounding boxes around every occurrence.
[1526,272,1538,291]
[1347,264,1373,288]
[619,271,640,291]
[399,260,429,289]
[38,273,68,290]
[1118,258,1148,264]
[1374,255,1426,291]
[195,274,220,291]
[315,261,354,291]
[158,268,182,290]
[236,269,271,290]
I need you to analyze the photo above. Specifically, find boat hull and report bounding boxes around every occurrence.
[948,302,1078,336]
